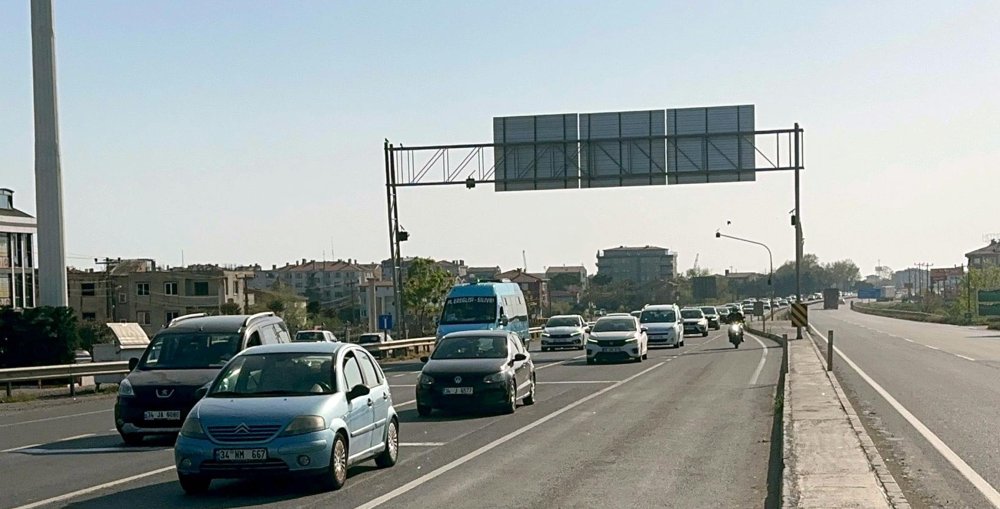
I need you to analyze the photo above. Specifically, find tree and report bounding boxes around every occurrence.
[951,267,1000,320]
[402,258,453,336]
[824,260,862,290]
[219,302,242,315]
[549,273,580,292]
[77,320,114,355]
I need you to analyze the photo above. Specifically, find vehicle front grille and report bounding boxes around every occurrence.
[207,424,282,443]
[548,334,573,339]
[199,459,289,474]
[597,340,626,347]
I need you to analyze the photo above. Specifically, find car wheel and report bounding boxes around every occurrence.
[523,375,536,405]
[417,403,432,417]
[121,433,143,446]
[374,418,399,468]
[321,433,349,491]
[502,382,517,414]
[178,473,211,494]
[586,357,595,365]
[702,331,708,337]
[680,340,685,347]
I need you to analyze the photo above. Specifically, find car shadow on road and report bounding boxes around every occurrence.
[15,433,175,455]
[62,469,374,509]
[396,406,502,424]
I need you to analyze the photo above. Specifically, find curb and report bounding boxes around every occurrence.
[804,329,910,509]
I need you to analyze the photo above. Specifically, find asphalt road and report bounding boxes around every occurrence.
[810,305,1000,509]
[0,329,782,509]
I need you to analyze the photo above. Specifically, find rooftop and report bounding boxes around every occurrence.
[966,240,1000,257]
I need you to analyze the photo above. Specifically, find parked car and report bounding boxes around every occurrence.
[540,314,587,351]
[115,312,291,446]
[699,306,721,330]
[415,330,535,416]
[174,341,398,493]
[586,315,648,364]
[639,304,684,348]
[293,330,339,343]
[680,308,709,337]
[357,332,393,345]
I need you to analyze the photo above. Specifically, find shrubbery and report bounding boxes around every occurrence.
[0,307,80,368]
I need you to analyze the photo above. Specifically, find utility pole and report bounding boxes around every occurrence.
[793,123,803,339]
[31,0,68,306]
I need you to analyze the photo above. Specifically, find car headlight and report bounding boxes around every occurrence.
[180,417,207,439]
[624,336,638,343]
[587,337,599,343]
[541,332,550,337]
[418,374,435,385]
[483,371,508,384]
[118,378,134,397]
[570,331,582,337]
[282,415,327,436]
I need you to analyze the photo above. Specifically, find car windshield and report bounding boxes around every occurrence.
[718,308,730,314]
[358,334,383,344]
[440,296,496,325]
[700,307,717,315]
[294,331,324,342]
[432,336,509,360]
[640,310,676,323]
[138,333,240,370]
[209,353,335,397]
[681,310,704,319]
[546,316,580,327]
[593,318,636,332]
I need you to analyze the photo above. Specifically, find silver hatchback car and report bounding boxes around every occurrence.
[174,342,399,493]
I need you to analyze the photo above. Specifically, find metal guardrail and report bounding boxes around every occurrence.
[0,361,131,398]
[362,327,544,359]
[0,328,548,397]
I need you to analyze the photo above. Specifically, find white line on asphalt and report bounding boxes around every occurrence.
[0,409,111,428]
[955,354,977,361]
[1,443,41,453]
[56,433,96,442]
[16,446,164,455]
[391,371,418,378]
[354,361,667,509]
[535,354,586,370]
[389,384,415,388]
[10,465,175,509]
[926,345,940,351]
[809,323,1000,507]
[747,334,768,386]
[536,380,618,385]
[903,338,914,343]
[400,442,445,447]
[395,399,415,407]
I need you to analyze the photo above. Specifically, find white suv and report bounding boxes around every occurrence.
[639,304,684,348]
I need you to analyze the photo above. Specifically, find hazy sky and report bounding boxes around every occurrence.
[2,1,998,277]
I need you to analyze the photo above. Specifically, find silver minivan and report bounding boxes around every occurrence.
[639,304,684,348]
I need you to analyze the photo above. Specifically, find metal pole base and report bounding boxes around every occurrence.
[796,326,803,339]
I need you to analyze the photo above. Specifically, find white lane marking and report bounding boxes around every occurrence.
[391,371,419,378]
[1,443,41,453]
[955,354,977,362]
[395,399,415,407]
[747,334,769,386]
[809,323,1000,507]
[535,354,586,371]
[903,338,915,343]
[517,380,532,391]
[389,385,415,388]
[10,465,175,509]
[926,345,941,351]
[354,361,667,509]
[536,380,618,385]
[17,446,164,455]
[0,409,111,428]
[400,442,445,447]
[2,433,97,454]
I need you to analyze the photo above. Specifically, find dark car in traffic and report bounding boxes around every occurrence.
[114,312,291,445]
[415,330,535,416]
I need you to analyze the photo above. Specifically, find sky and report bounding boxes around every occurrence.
[2,1,998,278]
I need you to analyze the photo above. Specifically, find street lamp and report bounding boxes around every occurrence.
[716,230,775,332]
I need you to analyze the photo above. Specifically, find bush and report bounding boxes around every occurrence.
[0,307,80,368]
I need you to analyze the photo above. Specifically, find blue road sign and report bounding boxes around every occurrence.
[378,314,393,330]
[858,288,881,299]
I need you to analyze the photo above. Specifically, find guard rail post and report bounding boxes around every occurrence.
[827,330,834,371]
[5,382,11,398]
[781,333,789,375]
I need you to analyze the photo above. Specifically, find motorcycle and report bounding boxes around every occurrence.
[728,323,744,349]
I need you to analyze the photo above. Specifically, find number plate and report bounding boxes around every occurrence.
[144,410,181,421]
[215,448,268,462]
[442,387,473,395]
[602,347,622,352]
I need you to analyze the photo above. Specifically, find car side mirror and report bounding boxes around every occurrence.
[420,356,429,363]
[128,358,139,371]
[195,386,208,400]
[584,327,591,333]
[347,384,370,402]
[499,316,509,326]
[640,327,648,332]
[513,353,527,362]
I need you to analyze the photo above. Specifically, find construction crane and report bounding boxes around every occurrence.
[692,253,700,273]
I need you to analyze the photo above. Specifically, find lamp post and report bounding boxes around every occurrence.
[716,231,774,332]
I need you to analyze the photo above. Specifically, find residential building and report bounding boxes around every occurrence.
[892,268,930,295]
[67,259,254,336]
[596,246,677,284]
[381,257,469,284]
[467,266,501,282]
[499,269,550,318]
[966,240,1000,270]
[0,188,36,308]
[249,259,380,321]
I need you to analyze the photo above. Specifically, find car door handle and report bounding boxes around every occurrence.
[367,398,374,407]
[382,392,389,400]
